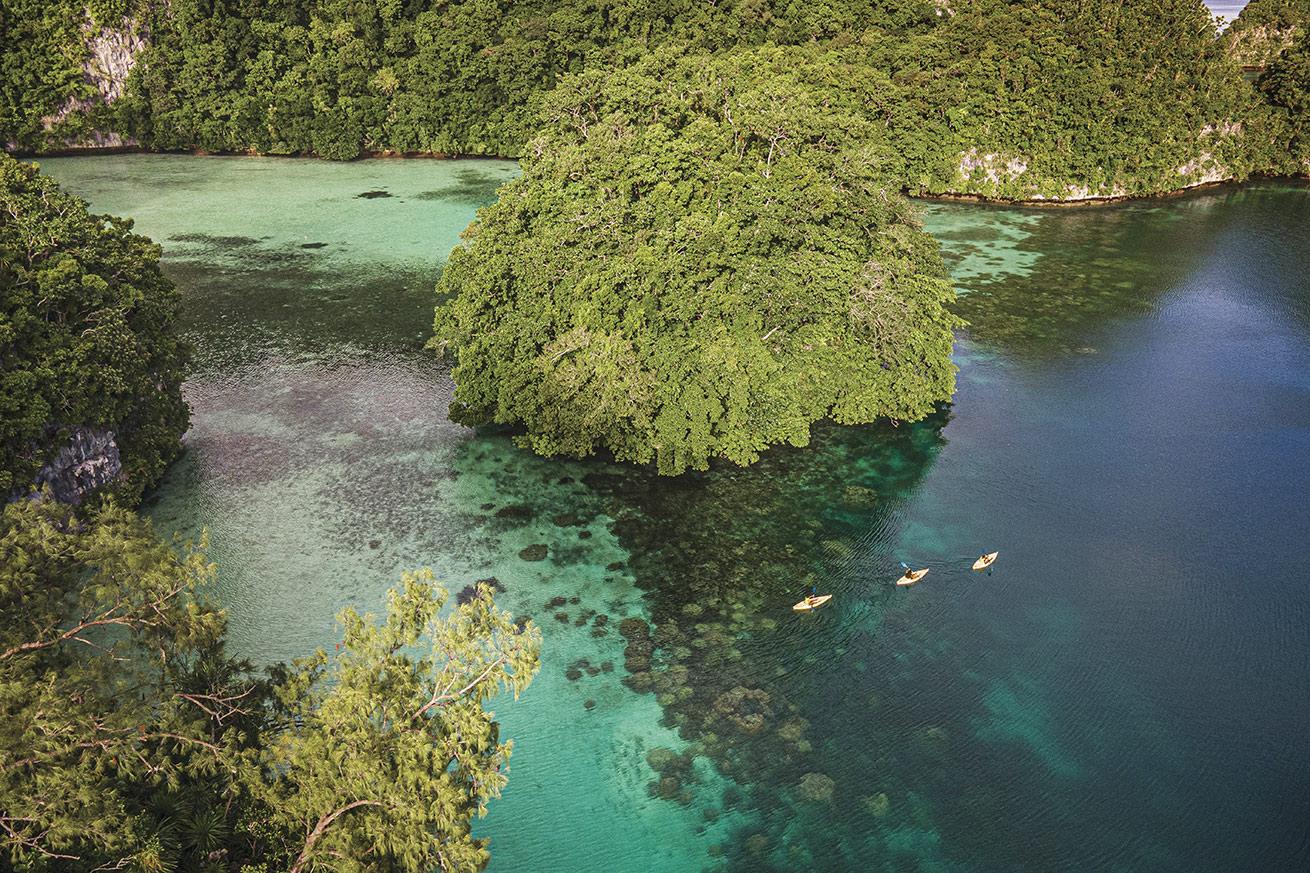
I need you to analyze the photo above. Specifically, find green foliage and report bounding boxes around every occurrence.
[0,497,237,871]
[863,0,1259,198]
[0,154,189,502]
[149,0,956,160]
[1235,2,1310,173]
[1258,33,1310,170]
[0,0,93,150]
[1230,0,1310,31]
[0,499,541,872]
[1226,0,1310,66]
[433,47,959,475]
[240,572,541,873]
[112,0,886,159]
[4,0,1306,193]
[0,0,146,151]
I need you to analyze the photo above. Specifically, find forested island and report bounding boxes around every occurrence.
[3,1,1310,871]
[3,0,1309,199]
[431,48,960,473]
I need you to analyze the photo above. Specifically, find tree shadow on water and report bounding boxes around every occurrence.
[576,412,952,871]
[936,186,1263,359]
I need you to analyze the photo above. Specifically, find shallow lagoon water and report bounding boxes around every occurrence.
[39,155,1310,872]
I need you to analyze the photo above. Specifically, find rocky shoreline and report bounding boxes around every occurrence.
[913,171,1309,207]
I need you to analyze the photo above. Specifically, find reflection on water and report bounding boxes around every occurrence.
[935,185,1310,360]
[38,155,1310,873]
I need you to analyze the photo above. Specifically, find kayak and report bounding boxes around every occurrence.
[896,568,929,587]
[793,594,833,611]
[972,552,999,571]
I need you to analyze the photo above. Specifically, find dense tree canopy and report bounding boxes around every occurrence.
[0,498,230,870]
[1226,0,1310,66]
[866,0,1260,198]
[0,498,541,872]
[63,0,941,160]
[0,154,189,502]
[243,571,540,873]
[0,0,90,150]
[432,48,959,475]
[4,0,1306,197]
[1257,32,1310,171]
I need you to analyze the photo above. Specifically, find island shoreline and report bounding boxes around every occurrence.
[9,145,1307,208]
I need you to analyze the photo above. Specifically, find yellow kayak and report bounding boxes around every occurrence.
[793,594,833,611]
[895,568,929,587]
[972,552,999,571]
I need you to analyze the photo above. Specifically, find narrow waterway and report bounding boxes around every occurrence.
[39,155,1310,872]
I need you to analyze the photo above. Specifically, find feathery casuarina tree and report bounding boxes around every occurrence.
[0,498,540,872]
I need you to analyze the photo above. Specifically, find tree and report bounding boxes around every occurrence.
[0,498,541,872]
[236,573,541,873]
[10,0,1290,197]
[0,154,189,503]
[0,497,240,871]
[432,46,960,475]
[1225,0,1310,67]
[1258,33,1310,172]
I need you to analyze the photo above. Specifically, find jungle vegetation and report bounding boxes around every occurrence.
[3,0,1307,198]
[0,496,541,872]
[1225,0,1310,66]
[862,0,1263,198]
[1,4,1307,870]
[432,47,959,474]
[0,152,188,502]
[1256,31,1310,170]
[0,0,148,148]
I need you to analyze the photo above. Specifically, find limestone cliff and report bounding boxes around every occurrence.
[28,427,124,505]
[39,15,147,149]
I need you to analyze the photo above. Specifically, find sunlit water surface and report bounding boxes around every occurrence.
[39,155,1310,873]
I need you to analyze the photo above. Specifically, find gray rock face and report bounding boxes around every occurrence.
[39,16,147,149]
[33,427,123,504]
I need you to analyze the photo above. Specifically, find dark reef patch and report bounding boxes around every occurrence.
[158,253,440,369]
[519,543,548,561]
[413,169,505,207]
[577,416,953,871]
[168,232,260,247]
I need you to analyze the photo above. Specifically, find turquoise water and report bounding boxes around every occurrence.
[38,155,1310,872]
